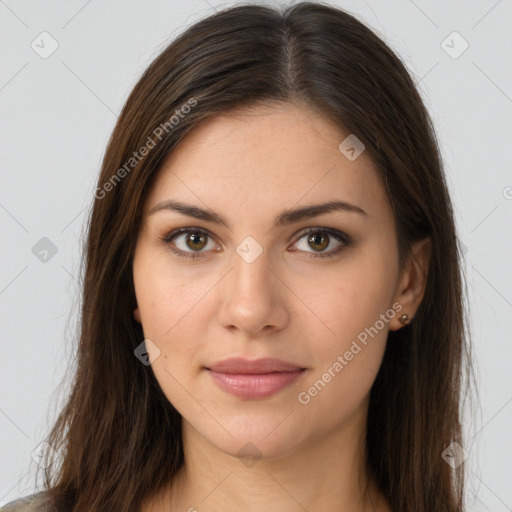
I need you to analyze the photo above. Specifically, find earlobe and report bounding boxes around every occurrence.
[390,237,431,331]
[133,307,141,323]
[398,313,410,326]
[389,310,411,331]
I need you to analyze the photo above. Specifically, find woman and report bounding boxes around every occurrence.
[2,2,475,511]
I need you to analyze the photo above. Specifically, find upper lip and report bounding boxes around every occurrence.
[205,357,305,374]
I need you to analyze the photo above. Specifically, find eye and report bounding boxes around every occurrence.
[162,227,219,259]
[291,227,351,258]
[161,226,352,260]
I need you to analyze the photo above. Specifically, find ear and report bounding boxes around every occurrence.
[133,306,141,323]
[389,237,431,331]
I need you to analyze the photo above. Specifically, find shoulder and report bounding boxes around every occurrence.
[0,491,58,512]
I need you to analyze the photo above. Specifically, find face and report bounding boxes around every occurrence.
[132,101,411,459]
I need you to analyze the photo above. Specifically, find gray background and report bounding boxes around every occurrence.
[1,0,511,510]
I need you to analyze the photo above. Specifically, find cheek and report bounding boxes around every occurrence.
[292,256,395,409]
[294,254,396,348]
[132,248,212,399]
[133,255,206,407]
[294,299,390,430]
[133,247,205,339]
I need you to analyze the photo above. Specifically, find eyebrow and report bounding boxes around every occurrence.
[148,199,368,229]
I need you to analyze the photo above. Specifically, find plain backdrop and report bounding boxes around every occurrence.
[1,0,511,510]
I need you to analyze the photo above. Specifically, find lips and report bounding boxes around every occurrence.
[206,357,304,374]
[204,357,306,399]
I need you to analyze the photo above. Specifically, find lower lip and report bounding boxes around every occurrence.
[206,369,306,399]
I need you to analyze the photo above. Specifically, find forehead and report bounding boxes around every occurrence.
[144,102,390,223]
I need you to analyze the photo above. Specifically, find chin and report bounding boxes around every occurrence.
[212,431,300,464]
[191,412,306,462]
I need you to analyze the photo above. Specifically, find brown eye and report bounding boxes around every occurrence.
[163,226,351,261]
[163,228,217,259]
[292,227,351,259]
[307,232,329,252]
[186,232,208,251]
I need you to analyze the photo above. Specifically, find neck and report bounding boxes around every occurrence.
[143,397,390,512]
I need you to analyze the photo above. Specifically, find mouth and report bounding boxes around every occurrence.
[204,357,307,400]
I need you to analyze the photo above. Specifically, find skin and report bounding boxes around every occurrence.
[133,101,431,512]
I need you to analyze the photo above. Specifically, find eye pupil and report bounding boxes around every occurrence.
[187,232,207,250]
[308,233,329,251]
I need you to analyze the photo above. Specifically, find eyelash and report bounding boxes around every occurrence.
[161,227,352,260]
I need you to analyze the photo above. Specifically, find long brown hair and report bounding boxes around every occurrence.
[31,2,476,511]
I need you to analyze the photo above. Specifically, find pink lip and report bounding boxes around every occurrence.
[205,357,306,399]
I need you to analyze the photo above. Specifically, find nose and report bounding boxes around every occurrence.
[217,244,289,337]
